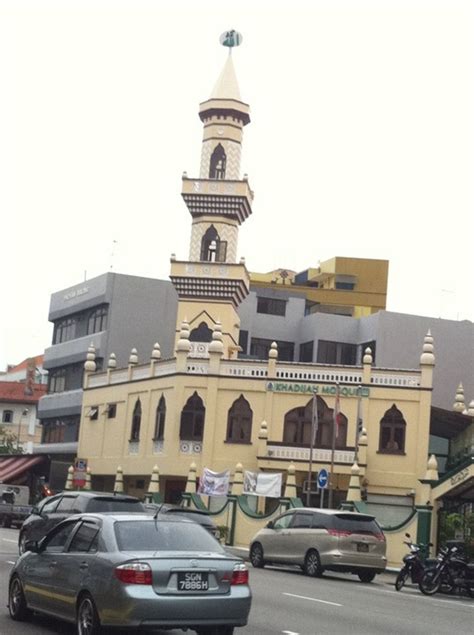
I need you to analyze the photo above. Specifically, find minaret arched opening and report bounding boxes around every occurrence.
[209,143,227,179]
[200,225,227,262]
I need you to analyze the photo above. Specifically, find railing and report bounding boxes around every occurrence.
[370,370,420,387]
[221,360,268,377]
[276,366,363,384]
[265,444,355,464]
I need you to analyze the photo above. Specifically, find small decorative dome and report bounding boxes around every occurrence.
[129,348,138,365]
[420,330,435,365]
[107,353,117,369]
[466,399,474,417]
[359,427,368,444]
[209,321,224,354]
[363,347,373,365]
[269,341,278,359]
[84,343,97,372]
[287,462,296,476]
[176,319,191,352]
[453,382,465,412]
[258,420,268,439]
[351,462,360,476]
[239,256,246,265]
[170,253,176,261]
[151,343,161,360]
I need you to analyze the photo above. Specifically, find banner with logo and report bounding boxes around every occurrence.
[243,471,282,498]
[197,468,230,496]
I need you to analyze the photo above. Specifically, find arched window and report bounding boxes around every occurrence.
[130,399,142,441]
[190,322,213,342]
[209,143,226,179]
[153,395,166,440]
[226,395,253,443]
[283,397,347,449]
[200,225,227,262]
[180,392,205,441]
[379,404,406,453]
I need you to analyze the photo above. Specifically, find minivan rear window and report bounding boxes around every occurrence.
[85,498,145,513]
[332,514,381,535]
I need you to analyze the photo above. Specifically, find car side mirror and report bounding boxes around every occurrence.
[266,520,274,529]
[24,540,40,553]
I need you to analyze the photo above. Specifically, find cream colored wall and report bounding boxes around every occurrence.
[384,514,419,569]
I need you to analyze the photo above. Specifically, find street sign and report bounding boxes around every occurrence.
[73,458,87,488]
[317,469,329,489]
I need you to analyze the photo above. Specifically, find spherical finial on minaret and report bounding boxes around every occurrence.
[466,399,474,417]
[129,348,138,366]
[209,321,224,354]
[219,29,243,49]
[107,353,117,369]
[176,319,191,352]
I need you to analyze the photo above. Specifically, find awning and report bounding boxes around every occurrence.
[0,455,45,483]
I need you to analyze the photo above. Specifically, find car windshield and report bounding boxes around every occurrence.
[85,498,145,513]
[114,520,224,552]
[332,514,381,534]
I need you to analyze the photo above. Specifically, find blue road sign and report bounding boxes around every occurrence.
[317,469,329,489]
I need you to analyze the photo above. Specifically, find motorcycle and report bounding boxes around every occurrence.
[395,533,437,591]
[419,541,474,597]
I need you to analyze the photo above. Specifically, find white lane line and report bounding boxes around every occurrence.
[283,592,343,607]
[372,588,474,609]
[7,561,15,565]
[282,631,300,634]
[2,539,17,543]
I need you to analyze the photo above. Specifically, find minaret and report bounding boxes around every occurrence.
[170,31,253,359]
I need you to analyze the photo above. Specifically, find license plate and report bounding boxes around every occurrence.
[177,572,209,591]
[357,543,369,553]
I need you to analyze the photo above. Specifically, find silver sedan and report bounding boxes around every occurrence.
[8,512,251,634]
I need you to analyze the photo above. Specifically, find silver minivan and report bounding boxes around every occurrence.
[249,508,387,582]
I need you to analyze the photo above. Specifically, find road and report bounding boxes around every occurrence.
[1,527,473,634]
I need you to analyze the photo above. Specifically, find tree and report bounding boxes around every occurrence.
[0,425,23,454]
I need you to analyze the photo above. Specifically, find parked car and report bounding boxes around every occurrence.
[249,508,387,583]
[18,491,145,553]
[144,502,221,540]
[9,513,251,634]
[0,485,33,529]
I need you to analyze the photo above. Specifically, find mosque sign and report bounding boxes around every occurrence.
[267,382,370,398]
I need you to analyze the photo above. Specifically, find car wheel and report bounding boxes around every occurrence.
[8,576,32,621]
[304,550,323,577]
[76,594,101,635]
[18,532,27,555]
[395,568,409,591]
[358,570,376,583]
[250,542,265,568]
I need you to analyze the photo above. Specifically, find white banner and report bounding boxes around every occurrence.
[197,468,230,496]
[243,471,282,498]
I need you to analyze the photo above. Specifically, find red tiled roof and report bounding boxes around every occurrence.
[0,382,47,404]
[6,355,44,373]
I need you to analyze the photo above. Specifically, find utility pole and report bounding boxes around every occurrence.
[306,392,318,507]
[328,383,340,509]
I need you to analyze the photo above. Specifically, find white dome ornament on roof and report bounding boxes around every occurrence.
[151,343,161,361]
[453,382,465,412]
[176,319,191,353]
[420,330,435,365]
[84,343,96,373]
[209,321,224,354]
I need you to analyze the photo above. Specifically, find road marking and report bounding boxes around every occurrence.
[283,592,343,607]
[282,631,300,634]
[371,588,474,609]
[2,539,17,543]
[7,561,15,565]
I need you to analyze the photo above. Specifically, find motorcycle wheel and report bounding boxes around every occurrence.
[419,569,441,595]
[395,568,409,591]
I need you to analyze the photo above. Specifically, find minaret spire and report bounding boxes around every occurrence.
[170,31,252,360]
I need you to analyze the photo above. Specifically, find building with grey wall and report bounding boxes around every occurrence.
[36,272,178,486]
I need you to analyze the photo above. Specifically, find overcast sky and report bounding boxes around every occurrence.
[1,0,472,370]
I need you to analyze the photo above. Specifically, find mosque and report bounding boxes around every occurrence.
[77,34,473,565]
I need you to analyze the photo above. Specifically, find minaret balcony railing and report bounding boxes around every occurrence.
[181,177,253,224]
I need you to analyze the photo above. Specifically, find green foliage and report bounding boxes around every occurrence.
[0,425,23,454]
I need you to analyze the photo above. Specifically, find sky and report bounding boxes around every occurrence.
[1,0,473,370]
